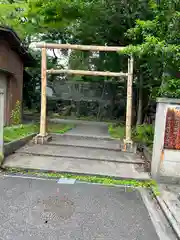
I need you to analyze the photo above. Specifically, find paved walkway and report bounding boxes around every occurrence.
[0,175,161,240]
[3,121,150,180]
[50,118,111,139]
[156,183,180,237]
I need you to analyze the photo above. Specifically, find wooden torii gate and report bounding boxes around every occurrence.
[35,43,134,150]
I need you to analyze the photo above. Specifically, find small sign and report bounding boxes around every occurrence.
[57,178,76,184]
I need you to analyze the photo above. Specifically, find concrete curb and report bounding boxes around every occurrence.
[137,144,152,172]
[143,146,152,161]
[152,188,180,239]
[3,133,37,159]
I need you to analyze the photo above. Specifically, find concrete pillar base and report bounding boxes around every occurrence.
[33,134,52,144]
[121,139,136,153]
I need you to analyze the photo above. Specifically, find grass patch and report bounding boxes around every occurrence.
[4,167,159,194]
[4,124,38,142]
[108,123,125,139]
[47,123,74,134]
[4,123,74,142]
[108,123,154,149]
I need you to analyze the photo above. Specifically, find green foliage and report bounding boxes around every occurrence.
[159,77,180,98]
[109,123,154,147]
[108,123,125,139]
[132,124,154,147]
[47,123,74,134]
[4,124,38,142]
[0,152,4,164]
[121,0,180,99]
[1,0,179,122]
[0,0,83,38]
[4,123,74,142]
[10,100,21,125]
[24,49,60,109]
[67,0,152,77]
[5,167,158,190]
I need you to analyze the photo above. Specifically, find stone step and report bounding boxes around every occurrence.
[3,153,150,180]
[61,132,115,141]
[53,132,117,141]
[49,134,121,151]
[16,144,144,164]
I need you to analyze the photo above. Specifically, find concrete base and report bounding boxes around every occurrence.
[33,134,52,144]
[121,140,136,153]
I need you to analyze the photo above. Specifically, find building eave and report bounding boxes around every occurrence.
[0,26,35,67]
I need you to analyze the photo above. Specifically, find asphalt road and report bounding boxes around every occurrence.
[0,175,169,240]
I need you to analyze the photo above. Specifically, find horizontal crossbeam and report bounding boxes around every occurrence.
[36,43,125,52]
[46,69,128,77]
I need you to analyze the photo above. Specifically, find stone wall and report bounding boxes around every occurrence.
[52,80,113,102]
[46,80,126,120]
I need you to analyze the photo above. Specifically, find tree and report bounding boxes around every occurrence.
[122,0,180,103]
[2,0,179,122]
[23,48,61,109]
[0,0,84,108]
[0,0,83,39]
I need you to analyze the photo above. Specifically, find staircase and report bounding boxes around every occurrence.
[3,122,150,180]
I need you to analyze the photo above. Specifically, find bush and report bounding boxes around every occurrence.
[11,100,21,125]
[108,123,125,139]
[132,124,154,147]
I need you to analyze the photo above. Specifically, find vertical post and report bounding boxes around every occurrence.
[40,47,47,137]
[0,89,4,164]
[125,56,133,142]
[151,102,167,179]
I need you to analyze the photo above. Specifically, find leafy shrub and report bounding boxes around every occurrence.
[11,100,21,125]
[108,123,125,139]
[159,77,180,98]
[132,124,154,147]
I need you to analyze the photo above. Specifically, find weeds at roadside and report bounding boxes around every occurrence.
[4,168,160,196]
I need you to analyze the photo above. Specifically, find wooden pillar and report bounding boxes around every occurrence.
[40,47,47,137]
[125,56,133,145]
[33,47,52,144]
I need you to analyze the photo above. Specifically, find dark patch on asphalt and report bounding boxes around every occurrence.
[34,195,75,222]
